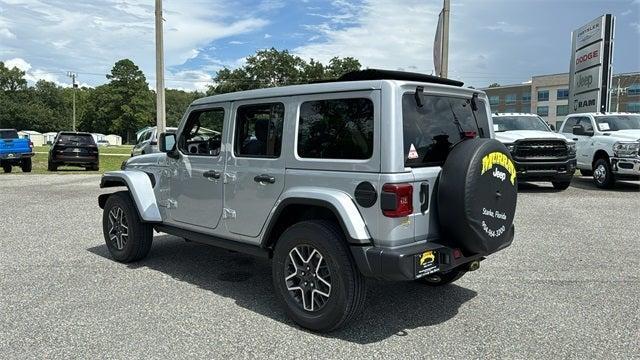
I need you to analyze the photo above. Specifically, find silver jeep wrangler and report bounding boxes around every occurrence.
[98,69,517,332]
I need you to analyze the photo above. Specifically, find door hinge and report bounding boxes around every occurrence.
[222,208,236,220]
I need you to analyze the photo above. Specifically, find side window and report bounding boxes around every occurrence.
[234,103,284,158]
[579,117,594,132]
[179,108,225,156]
[297,98,374,160]
[562,117,579,133]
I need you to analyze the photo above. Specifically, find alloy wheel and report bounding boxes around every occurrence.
[108,206,129,250]
[594,164,607,184]
[284,245,332,312]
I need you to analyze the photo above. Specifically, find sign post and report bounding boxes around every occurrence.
[568,14,615,114]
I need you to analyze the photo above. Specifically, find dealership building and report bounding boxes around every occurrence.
[482,72,640,129]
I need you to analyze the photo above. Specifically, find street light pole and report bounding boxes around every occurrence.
[67,72,77,131]
[155,0,166,134]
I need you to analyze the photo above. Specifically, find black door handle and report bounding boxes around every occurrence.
[203,170,221,179]
[254,174,275,184]
[419,182,429,213]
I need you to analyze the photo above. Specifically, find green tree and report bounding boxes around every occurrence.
[207,48,362,95]
[488,82,501,88]
[0,61,28,92]
[165,89,202,127]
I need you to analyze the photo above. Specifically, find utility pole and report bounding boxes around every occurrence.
[67,72,77,131]
[441,0,450,78]
[155,0,166,134]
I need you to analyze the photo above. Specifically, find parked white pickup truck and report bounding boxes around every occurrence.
[559,113,640,188]
[492,113,577,190]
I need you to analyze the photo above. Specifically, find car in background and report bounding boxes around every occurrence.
[559,112,640,188]
[131,126,177,157]
[0,128,34,173]
[48,132,99,171]
[492,113,577,190]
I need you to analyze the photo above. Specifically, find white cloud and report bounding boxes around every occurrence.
[0,0,269,90]
[264,33,272,38]
[4,57,31,71]
[483,21,531,34]
[632,22,640,33]
[620,9,632,16]
[229,40,246,45]
[3,57,70,86]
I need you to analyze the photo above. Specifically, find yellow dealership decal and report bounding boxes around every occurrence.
[481,152,516,185]
[419,251,436,266]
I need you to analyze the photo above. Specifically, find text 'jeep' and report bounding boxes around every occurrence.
[98,70,518,332]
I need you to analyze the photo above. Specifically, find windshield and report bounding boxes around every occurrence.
[0,130,19,139]
[58,134,95,145]
[492,116,550,132]
[403,93,487,167]
[595,115,640,131]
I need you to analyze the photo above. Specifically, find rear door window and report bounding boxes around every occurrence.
[0,130,19,139]
[297,98,374,159]
[234,103,284,158]
[58,134,95,145]
[402,93,486,167]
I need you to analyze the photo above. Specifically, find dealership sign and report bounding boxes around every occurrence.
[569,14,615,114]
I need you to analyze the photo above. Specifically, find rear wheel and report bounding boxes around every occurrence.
[593,158,615,189]
[551,180,571,190]
[417,269,466,286]
[21,158,32,172]
[272,220,366,332]
[102,191,153,263]
[2,164,11,173]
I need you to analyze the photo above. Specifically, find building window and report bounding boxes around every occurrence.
[537,106,549,117]
[556,105,569,116]
[627,103,640,113]
[489,95,499,106]
[522,92,531,103]
[628,84,640,96]
[505,94,516,105]
[538,90,549,102]
[557,89,569,100]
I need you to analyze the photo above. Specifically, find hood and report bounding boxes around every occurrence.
[125,152,164,167]
[603,129,640,142]
[494,130,567,143]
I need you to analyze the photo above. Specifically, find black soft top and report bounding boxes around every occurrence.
[334,69,464,87]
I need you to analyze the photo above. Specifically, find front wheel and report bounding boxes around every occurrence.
[47,160,58,171]
[2,164,11,173]
[272,220,366,332]
[551,180,571,190]
[593,158,615,189]
[102,191,153,263]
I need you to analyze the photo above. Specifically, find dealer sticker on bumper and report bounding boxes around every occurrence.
[415,250,439,278]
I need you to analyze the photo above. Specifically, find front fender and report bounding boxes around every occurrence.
[99,170,162,222]
[268,187,371,243]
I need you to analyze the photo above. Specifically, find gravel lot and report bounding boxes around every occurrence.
[1,174,638,359]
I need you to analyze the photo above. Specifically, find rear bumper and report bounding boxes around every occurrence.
[51,154,98,165]
[351,227,514,281]
[0,152,34,160]
[515,158,576,181]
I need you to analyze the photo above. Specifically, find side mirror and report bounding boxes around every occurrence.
[549,124,555,131]
[572,125,585,136]
[159,132,178,158]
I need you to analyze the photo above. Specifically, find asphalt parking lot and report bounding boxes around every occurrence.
[1,174,638,359]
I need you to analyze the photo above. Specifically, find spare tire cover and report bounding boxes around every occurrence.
[437,138,517,254]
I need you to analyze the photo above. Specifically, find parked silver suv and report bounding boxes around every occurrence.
[98,70,517,332]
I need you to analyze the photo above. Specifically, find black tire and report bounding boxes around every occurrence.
[437,139,518,254]
[91,164,99,171]
[102,191,153,263]
[551,180,571,190]
[2,164,11,173]
[21,158,32,173]
[580,169,593,176]
[272,220,366,332]
[417,269,466,286]
[593,158,615,189]
[47,160,58,171]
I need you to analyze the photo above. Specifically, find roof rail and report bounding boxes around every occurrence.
[331,69,464,87]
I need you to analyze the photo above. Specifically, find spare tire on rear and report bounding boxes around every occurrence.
[437,138,517,254]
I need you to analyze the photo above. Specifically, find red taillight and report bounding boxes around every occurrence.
[381,183,413,218]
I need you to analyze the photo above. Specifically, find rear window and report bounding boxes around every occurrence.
[58,134,95,145]
[1,130,19,139]
[403,93,486,167]
[297,98,374,160]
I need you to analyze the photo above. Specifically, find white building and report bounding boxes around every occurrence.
[106,134,123,146]
[43,132,58,145]
[18,130,44,146]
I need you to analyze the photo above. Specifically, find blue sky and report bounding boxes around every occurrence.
[0,0,638,91]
